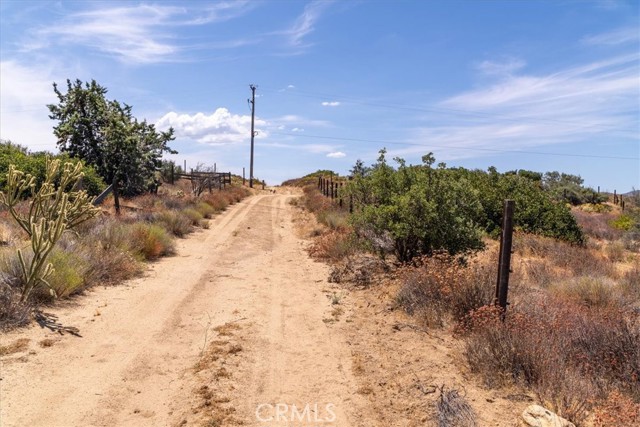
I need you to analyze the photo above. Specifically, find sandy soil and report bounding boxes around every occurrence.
[0,191,525,427]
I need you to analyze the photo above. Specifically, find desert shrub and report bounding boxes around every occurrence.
[317,210,349,230]
[32,247,89,300]
[201,193,229,212]
[435,386,477,427]
[196,201,215,219]
[397,254,494,327]
[515,233,614,278]
[129,223,175,260]
[0,283,31,330]
[308,229,358,262]
[550,276,621,309]
[620,263,640,302]
[593,391,640,427]
[611,214,635,231]
[153,210,192,237]
[182,208,204,227]
[622,231,640,253]
[572,209,621,241]
[163,195,192,210]
[605,240,626,262]
[461,298,640,423]
[303,185,332,214]
[134,194,165,210]
[75,221,142,285]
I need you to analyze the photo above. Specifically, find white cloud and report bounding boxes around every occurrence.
[156,108,267,145]
[25,3,254,64]
[321,101,341,107]
[582,27,640,46]
[287,84,296,89]
[0,60,59,150]
[291,127,304,132]
[327,151,346,158]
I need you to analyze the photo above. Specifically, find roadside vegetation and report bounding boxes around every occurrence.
[0,78,252,330]
[0,161,250,329]
[296,152,640,426]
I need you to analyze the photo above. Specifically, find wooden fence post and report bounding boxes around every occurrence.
[495,200,515,318]
[349,194,353,214]
[339,182,343,208]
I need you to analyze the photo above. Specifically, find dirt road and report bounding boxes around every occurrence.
[0,193,377,427]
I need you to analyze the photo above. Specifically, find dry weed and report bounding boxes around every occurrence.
[435,385,477,427]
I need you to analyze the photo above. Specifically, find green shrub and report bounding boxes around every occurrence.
[196,201,215,219]
[36,248,89,299]
[347,151,485,261]
[153,210,192,237]
[130,223,175,260]
[611,214,634,231]
[182,208,204,226]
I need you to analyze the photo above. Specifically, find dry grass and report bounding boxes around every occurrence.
[389,231,640,425]
[460,299,639,424]
[572,209,622,241]
[435,385,477,427]
[396,253,495,327]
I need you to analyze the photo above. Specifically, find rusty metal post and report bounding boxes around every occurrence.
[495,200,515,317]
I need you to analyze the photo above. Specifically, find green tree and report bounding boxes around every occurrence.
[48,79,176,212]
[1,140,105,196]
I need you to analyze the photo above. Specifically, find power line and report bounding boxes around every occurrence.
[269,131,639,161]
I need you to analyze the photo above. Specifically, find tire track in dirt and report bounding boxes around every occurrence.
[0,195,265,427]
[0,193,377,427]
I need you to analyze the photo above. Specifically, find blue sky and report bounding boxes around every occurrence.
[1,0,638,191]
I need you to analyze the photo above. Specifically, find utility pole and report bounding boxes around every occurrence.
[249,84,257,188]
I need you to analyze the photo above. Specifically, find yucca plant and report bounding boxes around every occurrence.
[0,158,98,302]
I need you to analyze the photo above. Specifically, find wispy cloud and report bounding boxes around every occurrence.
[277,0,333,51]
[477,58,526,76]
[321,101,341,107]
[25,3,254,63]
[327,151,346,158]
[401,52,639,160]
[156,108,267,145]
[582,27,640,46]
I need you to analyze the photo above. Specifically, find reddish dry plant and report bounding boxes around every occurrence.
[593,391,640,427]
[307,229,356,262]
[397,253,494,327]
[460,297,640,424]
